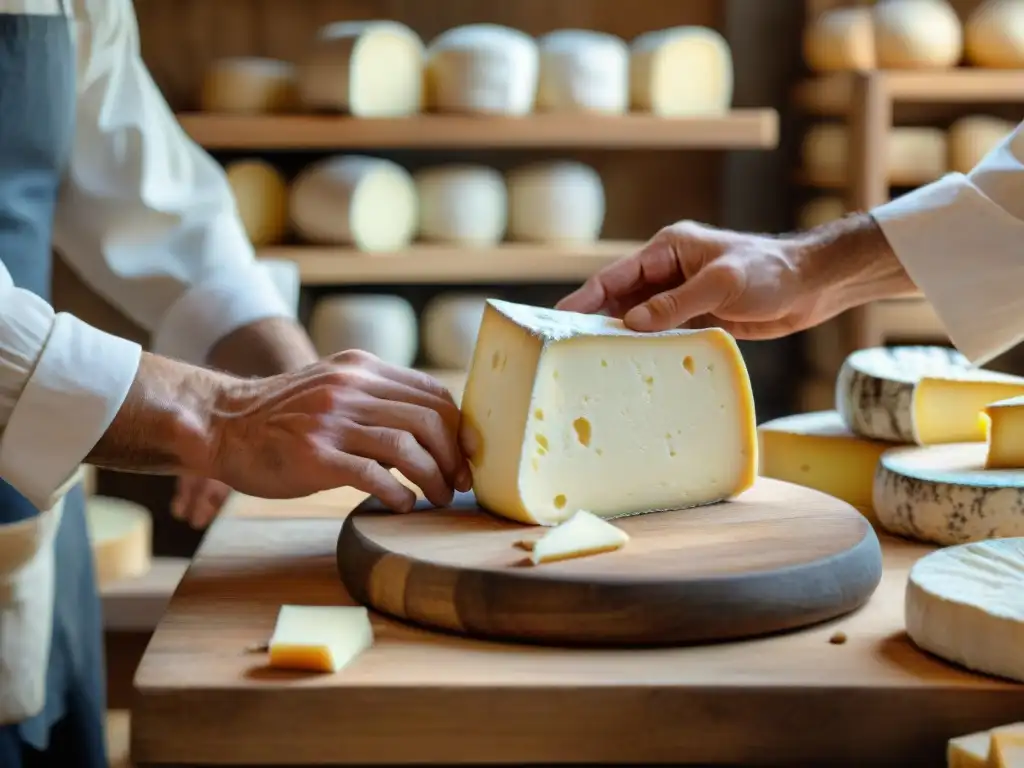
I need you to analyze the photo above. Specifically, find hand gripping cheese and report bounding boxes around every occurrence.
[199,57,297,113]
[309,294,418,366]
[801,124,948,186]
[873,442,1024,544]
[629,26,734,116]
[297,21,424,116]
[797,196,845,229]
[225,159,288,247]
[906,539,1024,684]
[836,346,1024,444]
[948,115,1016,174]
[459,300,758,526]
[421,293,488,370]
[289,156,418,251]
[803,7,876,72]
[536,30,629,114]
[507,161,604,243]
[414,164,507,245]
[86,496,152,587]
[268,605,374,674]
[983,396,1024,469]
[529,510,629,565]
[965,0,1024,69]
[424,24,539,115]
[873,0,964,69]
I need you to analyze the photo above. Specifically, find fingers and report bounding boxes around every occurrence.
[623,262,739,332]
[339,425,452,508]
[331,451,418,512]
[171,477,233,529]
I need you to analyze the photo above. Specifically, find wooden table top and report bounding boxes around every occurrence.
[132,483,1024,766]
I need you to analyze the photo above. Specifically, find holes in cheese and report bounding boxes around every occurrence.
[425,24,539,115]
[529,510,629,565]
[225,159,288,247]
[199,57,297,114]
[983,396,1024,469]
[965,0,1024,69]
[801,124,948,186]
[414,165,507,246]
[268,605,374,674]
[948,115,1016,174]
[289,156,418,251]
[459,299,758,526]
[309,294,418,366]
[256,258,301,317]
[797,196,846,230]
[874,0,963,69]
[536,29,629,114]
[803,7,876,72]
[507,161,605,243]
[421,293,488,370]
[298,21,424,116]
[86,497,152,587]
[629,26,733,116]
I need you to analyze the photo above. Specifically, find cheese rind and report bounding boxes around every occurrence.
[309,294,418,366]
[983,396,1024,469]
[906,539,1024,684]
[530,510,629,565]
[414,164,507,245]
[86,496,152,587]
[460,300,758,526]
[630,26,733,115]
[803,7,876,72]
[225,159,289,247]
[200,57,297,113]
[421,293,488,370]
[965,0,1024,69]
[268,605,374,674]
[507,161,605,243]
[874,0,964,69]
[536,29,629,114]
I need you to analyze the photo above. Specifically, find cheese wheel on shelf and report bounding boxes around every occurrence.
[298,21,424,116]
[414,165,507,245]
[256,258,301,317]
[199,57,297,113]
[425,24,538,115]
[289,156,418,251]
[873,0,963,69]
[948,115,1016,173]
[801,124,948,186]
[86,496,152,588]
[507,161,604,243]
[225,160,288,247]
[421,293,488,370]
[965,0,1024,68]
[797,196,846,229]
[837,346,1024,445]
[906,539,1024,685]
[803,7,876,72]
[309,294,418,366]
[629,26,733,116]
[536,29,629,114]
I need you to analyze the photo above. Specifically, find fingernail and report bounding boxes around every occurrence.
[624,305,653,329]
[456,468,472,493]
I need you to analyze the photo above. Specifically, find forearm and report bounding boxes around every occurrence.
[207,317,318,378]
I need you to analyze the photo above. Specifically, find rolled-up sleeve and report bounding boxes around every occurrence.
[872,122,1024,366]
[0,264,140,511]
[53,0,291,366]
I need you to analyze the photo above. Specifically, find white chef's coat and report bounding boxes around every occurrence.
[0,0,291,512]
[874,122,1024,367]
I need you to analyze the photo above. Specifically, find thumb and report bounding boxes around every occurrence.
[623,263,735,332]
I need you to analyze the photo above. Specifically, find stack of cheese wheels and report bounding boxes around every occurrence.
[86,496,152,588]
[309,293,418,366]
[507,161,605,243]
[536,30,629,114]
[414,164,507,245]
[965,0,1024,68]
[224,159,289,247]
[948,115,1016,174]
[629,26,733,115]
[200,57,297,113]
[421,293,488,370]
[289,156,418,251]
[801,123,948,187]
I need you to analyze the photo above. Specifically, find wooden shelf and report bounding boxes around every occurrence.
[794,70,1024,116]
[793,169,941,189]
[257,241,640,285]
[176,111,779,150]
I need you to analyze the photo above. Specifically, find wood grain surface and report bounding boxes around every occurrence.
[337,480,883,646]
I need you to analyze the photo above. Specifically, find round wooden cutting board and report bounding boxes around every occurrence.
[336,478,883,646]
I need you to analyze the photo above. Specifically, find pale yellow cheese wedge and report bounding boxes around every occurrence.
[917,378,1024,445]
[983,396,1024,469]
[991,728,1024,768]
[948,728,989,768]
[268,605,374,674]
[530,510,629,565]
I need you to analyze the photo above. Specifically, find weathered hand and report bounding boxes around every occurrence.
[171,475,233,529]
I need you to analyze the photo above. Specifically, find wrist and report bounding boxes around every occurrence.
[208,317,319,377]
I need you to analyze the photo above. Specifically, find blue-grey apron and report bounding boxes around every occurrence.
[0,4,108,767]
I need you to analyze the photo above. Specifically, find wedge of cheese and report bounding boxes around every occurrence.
[268,605,374,674]
[983,396,1024,469]
[529,510,629,564]
[947,722,1024,768]
[991,726,1024,768]
[459,299,757,526]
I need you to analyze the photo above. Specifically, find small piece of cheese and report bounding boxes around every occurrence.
[86,497,152,587]
[948,115,1016,174]
[421,293,488,370]
[309,294,418,366]
[803,7,876,72]
[268,605,374,674]
[414,164,507,245]
[199,57,297,113]
[459,299,758,526]
[965,0,1024,69]
[536,29,630,114]
[629,26,733,116]
[874,0,964,69]
[225,159,289,247]
[983,396,1024,469]
[506,161,605,243]
[530,510,629,565]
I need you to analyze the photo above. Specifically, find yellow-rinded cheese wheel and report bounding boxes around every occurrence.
[421,293,489,370]
[629,26,733,116]
[536,29,630,114]
[414,164,507,245]
[965,0,1024,68]
[803,7,876,72]
[798,196,846,229]
[86,496,152,588]
[199,57,297,113]
[948,115,1016,173]
[309,294,418,366]
[874,0,963,69]
[801,123,948,186]
[506,161,605,243]
[225,159,289,247]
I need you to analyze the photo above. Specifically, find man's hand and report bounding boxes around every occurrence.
[171,476,232,529]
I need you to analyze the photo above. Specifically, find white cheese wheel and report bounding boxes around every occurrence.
[309,294,418,366]
[873,0,963,69]
[801,124,948,186]
[421,293,488,370]
[86,496,152,587]
[199,57,297,113]
[414,165,507,245]
[803,7,876,72]
[797,196,846,229]
[298,21,424,116]
[225,159,288,247]
[906,538,1024,683]
[507,161,605,243]
[966,0,1024,68]
[629,26,733,116]
[948,115,1016,173]
[536,29,629,114]
[256,258,301,317]
[425,24,539,115]
[289,156,418,251]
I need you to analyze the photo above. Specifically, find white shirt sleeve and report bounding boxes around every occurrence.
[54,0,292,365]
[872,121,1024,366]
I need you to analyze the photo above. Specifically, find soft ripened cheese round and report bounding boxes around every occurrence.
[507,161,604,243]
[421,293,488,370]
[289,156,418,251]
[256,258,301,317]
[803,7,876,72]
[199,57,297,113]
[225,159,289,247]
[874,0,964,69]
[308,294,418,366]
[797,196,845,229]
[907,539,1024,683]
[949,115,1016,173]
[298,21,424,116]
[965,0,1024,68]
[836,346,1024,445]
[629,26,733,116]
[414,165,507,245]
[801,124,948,186]
[536,29,629,114]
[425,24,538,115]
[86,496,152,587]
